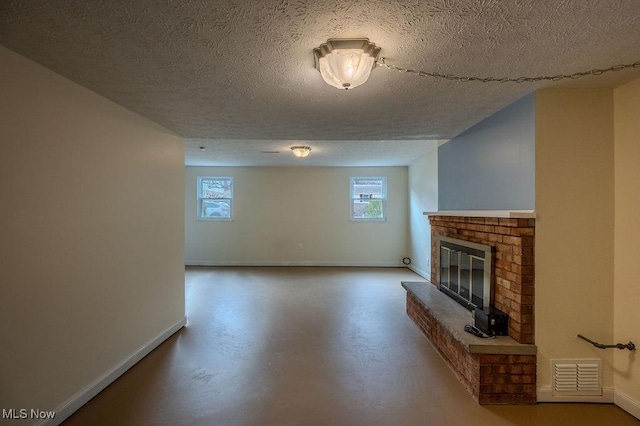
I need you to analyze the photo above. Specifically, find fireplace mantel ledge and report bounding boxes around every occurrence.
[423,210,535,219]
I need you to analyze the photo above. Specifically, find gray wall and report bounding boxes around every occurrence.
[438,94,535,210]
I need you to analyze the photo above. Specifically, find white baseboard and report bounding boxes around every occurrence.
[615,389,640,420]
[40,316,187,426]
[537,386,614,403]
[407,264,430,281]
[537,386,640,419]
[185,260,406,268]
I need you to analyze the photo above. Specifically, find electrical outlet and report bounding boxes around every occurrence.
[298,243,304,250]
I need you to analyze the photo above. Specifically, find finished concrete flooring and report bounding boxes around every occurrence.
[64,267,639,425]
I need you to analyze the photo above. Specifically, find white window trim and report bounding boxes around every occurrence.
[350,177,387,222]
[197,176,234,221]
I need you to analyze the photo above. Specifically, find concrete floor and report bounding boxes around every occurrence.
[64,267,639,425]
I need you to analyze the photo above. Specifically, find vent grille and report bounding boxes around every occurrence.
[552,359,602,396]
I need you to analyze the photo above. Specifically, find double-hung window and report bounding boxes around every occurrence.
[198,177,233,221]
[350,177,387,221]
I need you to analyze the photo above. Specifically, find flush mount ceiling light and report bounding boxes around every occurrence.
[314,38,381,90]
[313,40,639,88]
[291,146,312,158]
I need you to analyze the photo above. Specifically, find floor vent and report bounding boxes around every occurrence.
[552,359,602,396]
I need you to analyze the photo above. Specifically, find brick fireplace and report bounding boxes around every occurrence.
[402,213,536,404]
[430,215,535,344]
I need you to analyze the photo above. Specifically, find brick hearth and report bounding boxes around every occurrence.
[402,213,537,405]
[404,284,536,404]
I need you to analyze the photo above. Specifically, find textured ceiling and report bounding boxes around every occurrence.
[1,0,640,166]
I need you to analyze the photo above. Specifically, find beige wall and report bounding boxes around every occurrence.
[185,166,408,266]
[0,46,185,418]
[613,79,640,413]
[535,89,615,394]
[408,149,439,279]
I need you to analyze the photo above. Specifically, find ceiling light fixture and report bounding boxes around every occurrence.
[291,146,312,158]
[314,38,381,90]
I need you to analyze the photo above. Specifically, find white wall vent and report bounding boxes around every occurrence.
[551,359,602,396]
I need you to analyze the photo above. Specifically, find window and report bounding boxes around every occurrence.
[350,177,387,221]
[198,177,233,221]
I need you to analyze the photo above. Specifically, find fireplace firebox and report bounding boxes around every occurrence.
[438,236,492,311]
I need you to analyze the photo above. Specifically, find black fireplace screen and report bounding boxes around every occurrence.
[438,237,492,311]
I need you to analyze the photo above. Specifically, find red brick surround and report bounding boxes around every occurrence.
[429,216,535,344]
[407,292,536,404]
